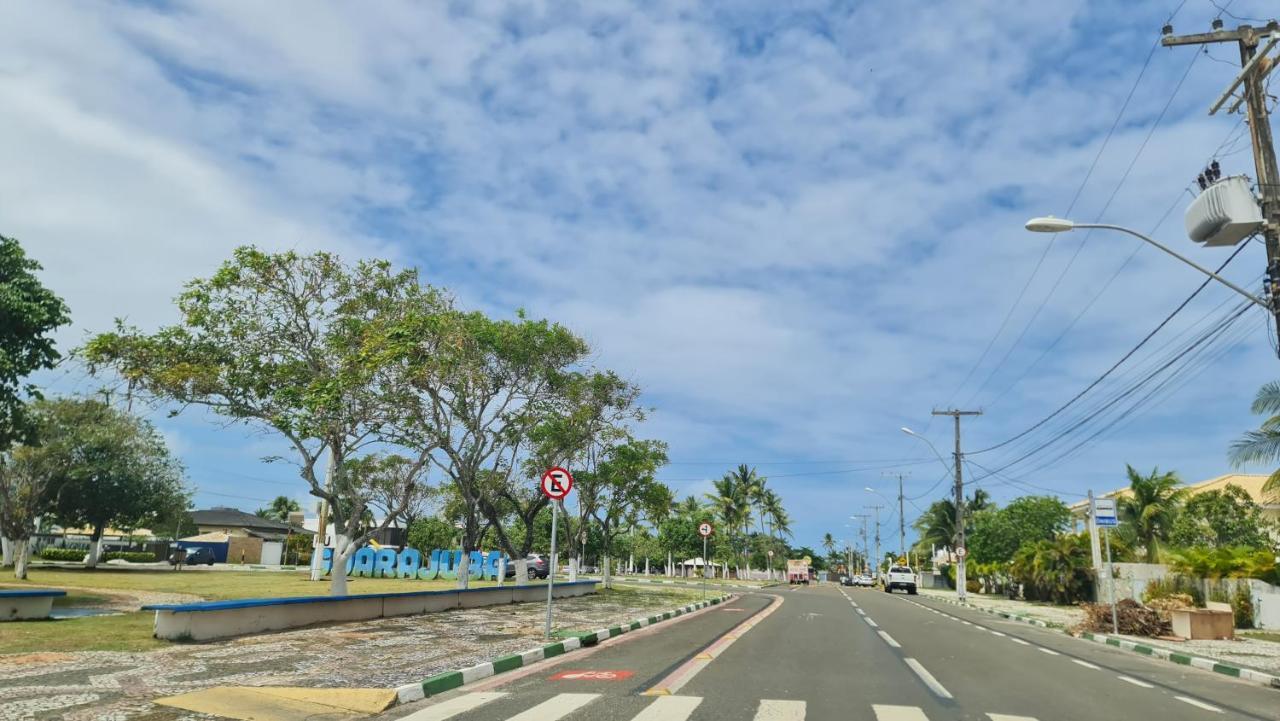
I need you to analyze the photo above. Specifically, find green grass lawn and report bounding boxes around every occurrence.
[2,590,167,654]
[1242,630,1280,644]
[1,568,503,600]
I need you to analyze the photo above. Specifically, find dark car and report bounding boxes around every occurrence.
[841,575,854,586]
[169,547,216,566]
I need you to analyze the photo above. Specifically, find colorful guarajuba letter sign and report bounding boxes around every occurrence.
[320,547,511,580]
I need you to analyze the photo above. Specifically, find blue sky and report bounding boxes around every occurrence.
[3,0,1278,553]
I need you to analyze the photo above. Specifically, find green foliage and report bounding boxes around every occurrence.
[1168,484,1271,549]
[968,496,1071,564]
[1167,546,1277,581]
[39,547,86,561]
[0,235,71,448]
[285,533,313,564]
[913,499,957,550]
[255,496,301,523]
[102,551,156,563]
[1232,583,1255,629]
[1229,380,1280,503]
[407,517,458,552]
[1009,533,1094,605]
[1116,465,1186,563]
[37,398,190,546]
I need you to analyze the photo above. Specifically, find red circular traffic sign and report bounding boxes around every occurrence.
[541,467,574,500]
[698,522,713,538]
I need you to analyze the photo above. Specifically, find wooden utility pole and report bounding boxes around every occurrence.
[1163,20,1280,334]
[932,409,982,601]
[882,470,909,560]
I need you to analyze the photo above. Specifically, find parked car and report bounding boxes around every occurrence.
[169,547,216,566]
[840,575,854,586]
[525,554,550,579]
[854,574,874,587]
[884,565,918,594]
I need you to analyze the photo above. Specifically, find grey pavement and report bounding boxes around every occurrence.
[381,582,1280,720]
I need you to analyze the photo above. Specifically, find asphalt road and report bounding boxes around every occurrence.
[380,583,1280,720]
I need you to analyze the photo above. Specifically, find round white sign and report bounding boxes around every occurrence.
[698,522,713,538]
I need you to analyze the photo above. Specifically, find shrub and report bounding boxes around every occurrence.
[1142,576,1204,607]
[1232,583,1255,629]
[39,547,87,561]
[102,551,156,563]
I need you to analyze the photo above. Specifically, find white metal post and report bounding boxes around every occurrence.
[545,502,558,639]
[1104,526,1118,635]
[702,536,708,600]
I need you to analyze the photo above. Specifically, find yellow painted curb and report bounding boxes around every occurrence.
[156,686,397,720]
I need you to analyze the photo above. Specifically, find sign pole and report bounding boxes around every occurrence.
[702,535,707,600]
[1104,526,1118,635]
[545,501,557,639]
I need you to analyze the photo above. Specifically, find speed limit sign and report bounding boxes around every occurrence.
[698,522,713,538]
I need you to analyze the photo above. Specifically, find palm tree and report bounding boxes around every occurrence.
[675,495,703,519]
[1229,380,1280,502]
[705,473,753,574]
[821,532,836,559]
[256,495,301,523]
[913,499,958,550]
[968,489,993,513]
[1116,465,1186,563]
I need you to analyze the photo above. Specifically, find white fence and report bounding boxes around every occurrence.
[1106,562,1280,629]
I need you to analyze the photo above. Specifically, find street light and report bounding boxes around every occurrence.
[1024,217,1269,309]
[901,427,952,473]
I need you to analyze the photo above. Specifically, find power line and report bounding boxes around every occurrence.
[970,239,1253,455]
[964,43,1205,406]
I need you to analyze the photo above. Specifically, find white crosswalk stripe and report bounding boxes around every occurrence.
[411,693,1049,721]
[401,692,508,720]
[753,699,807,720]
[873,704,930,720]
[506,693,599,721]
[631,695,702,721]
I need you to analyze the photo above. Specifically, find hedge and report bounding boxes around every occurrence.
[39,547,87,561]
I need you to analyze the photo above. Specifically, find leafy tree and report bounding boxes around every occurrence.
[968,496,1071,565]
[407,517,457,553]
[1116,465,1186,563]
[1229,380,1280,502]
[578,438,669,587]
[913,498,958,550]
[256,496,301,523]
[83,248,438,595]
[0,444,56,578]
[1009,533,1094,605]
[0,236,71,450]
[38,398,190,568]
[705,467,755,575]
[1169,485,1272,549]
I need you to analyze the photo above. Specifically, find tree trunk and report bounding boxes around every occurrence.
[13,538,30,579]
[568,557,578,582]
[329,543,353,596]
[515,558,529,586]
[644,557,649,576]
[602,553,611,589]
[667,551,672,578]
[458,551,470,590]
[86,525,104,569]
[1,536,12,566]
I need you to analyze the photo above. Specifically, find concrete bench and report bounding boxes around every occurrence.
[1,589,67,620]
[142,580,598,641]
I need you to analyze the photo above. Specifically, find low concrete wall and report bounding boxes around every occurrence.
[1,589,66,621]
[144,581,597,641]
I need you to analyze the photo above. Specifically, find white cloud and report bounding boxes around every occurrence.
[5,0,1277,545]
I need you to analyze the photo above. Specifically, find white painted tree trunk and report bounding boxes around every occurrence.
[458,552,470,590]
[602,554,612,589]
[497,558,506,587]
[644,558,650,575]
[667,551,672,577]
[2,536,13,566]
[85,536,103,569]
[568,557,578,582]
[329,544,353,596]
[628,552,634,574]
[515,558,529,586]
[12,538,30,579]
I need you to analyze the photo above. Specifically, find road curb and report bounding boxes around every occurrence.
[1074,631,1280,689]
[588,576,778,591]
[393,593,734,704]
[917,593,1280,689]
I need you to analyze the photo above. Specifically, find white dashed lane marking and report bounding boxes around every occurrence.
[1117,676,1154,689]
[1174,696,1222,713]
[878,631,902,648]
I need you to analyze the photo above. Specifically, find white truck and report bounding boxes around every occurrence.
[883,565,917,595]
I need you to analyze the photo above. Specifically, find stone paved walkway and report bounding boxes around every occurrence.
[0,586,698,721]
